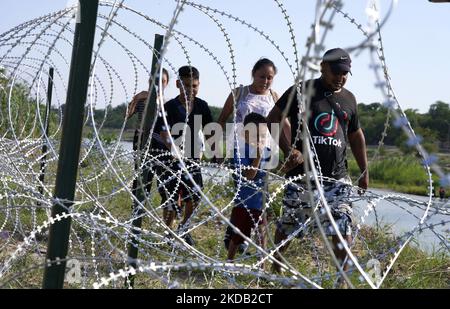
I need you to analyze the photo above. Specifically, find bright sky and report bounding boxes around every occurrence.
[1,0,449,113]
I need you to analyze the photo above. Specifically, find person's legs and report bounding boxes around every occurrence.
[227,207,251,261]
[180,199,195,226]
[332,234,353,289]
[163,207,176,228]
[163,190,183,228]
[227,239,239,261]
[177,167,203,245]
[158,158,182,229]
[256,213,268,270]
[257,215,267,250]
[272,182,307,273]
[176,194,196,245]
[271,227,290,273]
[223,225,233,250]
[332,235,352,271]
[322,179,354,283]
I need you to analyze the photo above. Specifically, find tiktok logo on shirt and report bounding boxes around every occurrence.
[313,111,343,148]
[312,135,343,147]
[314,111,338,137]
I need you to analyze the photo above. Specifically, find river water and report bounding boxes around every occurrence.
[351,189,448,254]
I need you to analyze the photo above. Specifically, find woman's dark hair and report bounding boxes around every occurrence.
[251,58,277,76]
[162,68,169,82]
[149,68,169,84]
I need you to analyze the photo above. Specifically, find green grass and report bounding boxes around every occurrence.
[349,146,450,197]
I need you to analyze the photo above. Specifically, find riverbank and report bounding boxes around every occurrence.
[349,147,450,197]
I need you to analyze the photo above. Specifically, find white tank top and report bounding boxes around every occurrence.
[232,86,279,169]
[235,86,275,123]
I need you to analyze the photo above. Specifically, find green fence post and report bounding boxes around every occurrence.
[37,67,54,203]
[126,34,164,287]
[42,0,99,289]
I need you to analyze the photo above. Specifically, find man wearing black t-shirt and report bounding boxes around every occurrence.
[267,48,369,275]
[153,65,213,246]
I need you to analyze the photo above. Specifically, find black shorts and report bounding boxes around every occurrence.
[228,207,265,245]
[132,137,204,205]
[149,157,203,204]
[178,164,203,203]
[132,152,180,202]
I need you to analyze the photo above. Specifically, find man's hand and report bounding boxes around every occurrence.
[282,148,304,172]
[348,128,369,195]
[358,170,369,195]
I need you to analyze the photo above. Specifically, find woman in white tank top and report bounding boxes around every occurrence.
[218,58,279,127]
[218,58,291,165]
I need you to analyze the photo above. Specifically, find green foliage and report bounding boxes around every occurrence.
[348,148,443,195]
[1,80,34,138]
[350,155,428,186]
[0,72,60,139]
[209,106,222,122]
[426,101,450,141]
[358,102,391,145]
[90,103,130,129]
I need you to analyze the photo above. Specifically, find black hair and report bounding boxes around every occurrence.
[178,65,200,80]
[148,68,169,84]
[244,112,267,127]
[251,58,277,76]
[162,68,169,82]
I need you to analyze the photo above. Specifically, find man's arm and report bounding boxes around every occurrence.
[267,105,289,154]
[267,105,303,170]
[348,128,369,190]
[281,118,292,154]
[127,91,148,118]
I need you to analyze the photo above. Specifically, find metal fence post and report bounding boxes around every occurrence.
[126,34,164,287]
[42,0,99,289]
[37,67,54,203]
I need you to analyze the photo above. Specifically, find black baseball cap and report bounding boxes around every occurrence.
[322,48,352,74]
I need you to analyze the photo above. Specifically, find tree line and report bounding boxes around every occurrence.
[358,101,450,153]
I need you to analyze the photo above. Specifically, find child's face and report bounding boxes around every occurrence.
[148,72,168,92]
[244,123,268,147]
[161,73,169,90]
[177,77,199,102]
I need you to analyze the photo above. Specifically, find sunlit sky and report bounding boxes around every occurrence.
[1,0,449,113]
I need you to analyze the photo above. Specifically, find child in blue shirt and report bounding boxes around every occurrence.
[226,112,269,262]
